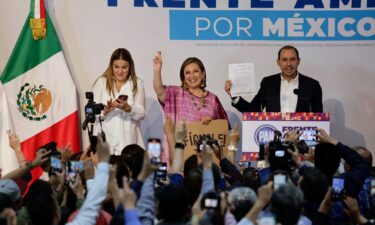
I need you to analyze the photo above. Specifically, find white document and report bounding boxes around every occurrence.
[228,63,256,97]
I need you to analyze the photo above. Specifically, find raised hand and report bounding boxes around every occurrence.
[175,120,187,144]
[316,128,338,145]
[224,80,232,96]
[153,51,163,73]
[7,130,21,151]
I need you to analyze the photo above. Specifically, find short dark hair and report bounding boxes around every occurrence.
[314,143,341,183]
[156,185,189,222]
[300,167,329,203]
[120,144,145,180]
[278,45,299,60]
[24,180,58,225]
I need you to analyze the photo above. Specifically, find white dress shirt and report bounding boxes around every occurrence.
[92,77,145,154]
[280,73,299,112]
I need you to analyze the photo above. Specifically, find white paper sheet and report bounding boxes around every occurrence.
[228,63,256,97]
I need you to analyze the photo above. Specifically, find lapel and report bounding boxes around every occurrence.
[295,74,304,112]
[274,74,281,112]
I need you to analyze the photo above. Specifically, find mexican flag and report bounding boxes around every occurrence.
[0,0,80,176]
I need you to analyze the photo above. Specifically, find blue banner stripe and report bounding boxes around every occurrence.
[108,0,118,7]
[169,10,375,40]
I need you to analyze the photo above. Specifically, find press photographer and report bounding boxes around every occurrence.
[267,130,295,173]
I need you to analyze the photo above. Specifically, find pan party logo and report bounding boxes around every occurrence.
[17,83,52,121]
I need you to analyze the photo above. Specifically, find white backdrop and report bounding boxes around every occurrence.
[1,0,374,167]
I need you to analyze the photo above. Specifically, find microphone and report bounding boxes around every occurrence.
[293,89,300,96]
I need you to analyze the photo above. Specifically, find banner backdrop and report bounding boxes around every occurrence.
[1,0,374,169]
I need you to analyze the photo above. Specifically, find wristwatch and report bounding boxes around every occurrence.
[227,144,238,152]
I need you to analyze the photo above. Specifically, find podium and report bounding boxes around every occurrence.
[241,112,330,161]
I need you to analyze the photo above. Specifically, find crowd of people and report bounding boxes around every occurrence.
[0,45,374,225]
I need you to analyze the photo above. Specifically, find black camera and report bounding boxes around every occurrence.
[267,130,295,173]
[83,92,104,130]
[85,92,104,116]
[196,135,219,152]
[296,140,309,155]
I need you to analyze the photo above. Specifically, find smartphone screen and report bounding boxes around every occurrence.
[50,153,62,173]
[331,177,345,201]
[299,129,318,147]
[204,198,219,208]
[155,163,167,181]
[273,174,287,190]
[148,138,161,164]
[69,161,84,173]
[235,161,250,170]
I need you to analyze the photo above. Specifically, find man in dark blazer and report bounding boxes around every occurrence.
[225,45,323,113]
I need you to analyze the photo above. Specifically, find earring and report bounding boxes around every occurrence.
[201,78,206,88]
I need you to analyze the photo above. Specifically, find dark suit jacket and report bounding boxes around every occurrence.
[232,73,323,112]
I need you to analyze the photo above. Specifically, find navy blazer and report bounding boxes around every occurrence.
[232,73,323,112]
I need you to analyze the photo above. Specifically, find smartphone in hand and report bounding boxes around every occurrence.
[147,138,161,165]
[299,129,318,147]
[50,152,62,173]
[331,176,345,201]
[117,95,128,102]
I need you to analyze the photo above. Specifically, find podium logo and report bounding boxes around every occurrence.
[254,125,277,145]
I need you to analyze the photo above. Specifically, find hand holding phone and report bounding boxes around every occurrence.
[331,177,345,201]
[148,138,161,165]
[154,162,167,187]
[50,152,62,173]
[299,129,318,147]
[117,95,128,102]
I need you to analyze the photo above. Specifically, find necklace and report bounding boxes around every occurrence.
[187,89,207,111]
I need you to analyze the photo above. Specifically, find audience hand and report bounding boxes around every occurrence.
[95,134,110,163]
[120,177,137,209]
[257,181,273,206]
[191,195,206,225]
[59,143,73,164]
[69,174,85,199]
[285,130,301,144]
[175,120,187,144]
[287,147,303,169]
[224,80,232,97]
[316,128,338,145]
[32,150,51,168]
[318,187,333,214]
[0,208,17,225]
[343,196,369,225]
[137,152,158,182]
[7,130,21,151]
[201,141,213,169]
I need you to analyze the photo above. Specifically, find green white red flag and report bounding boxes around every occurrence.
[0,0,80,177]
